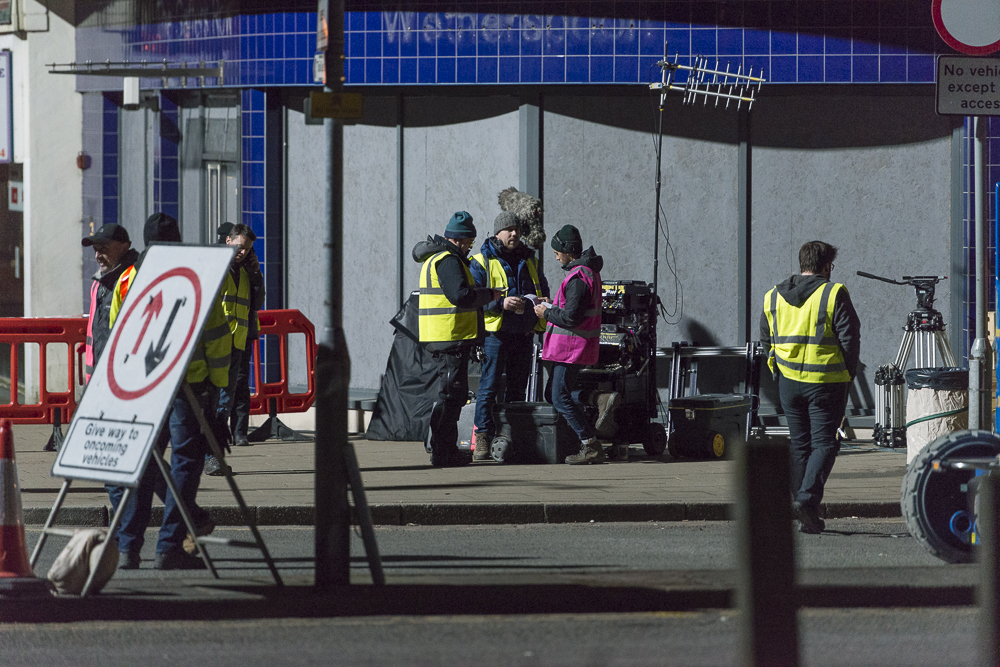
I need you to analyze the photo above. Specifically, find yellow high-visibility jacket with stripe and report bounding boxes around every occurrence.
[221,266,252,350]
[418,251,479,343]
[470,252,545,333]
[763,282,851,383]
[187,296,232,388]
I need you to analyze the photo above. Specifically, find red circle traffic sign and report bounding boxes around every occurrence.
[933,0,1000,55]
[106,267,202,401]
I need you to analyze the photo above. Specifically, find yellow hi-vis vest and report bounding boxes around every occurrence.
[109,265,138,328]
[187,296,232,388]
[221,267,251,350]
[418,251,478,343]
[470,252,545,333]
[763,281,851,383]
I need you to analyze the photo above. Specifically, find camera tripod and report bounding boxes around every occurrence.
[856,272,956,369]
[858,272,955,448]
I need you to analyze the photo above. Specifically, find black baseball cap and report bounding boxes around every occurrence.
[216,222,235,243]
[82,223,130,247]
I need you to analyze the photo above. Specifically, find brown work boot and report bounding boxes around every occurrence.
[473,430,494,461]
[594,392,620,437]
[565,438,606,465]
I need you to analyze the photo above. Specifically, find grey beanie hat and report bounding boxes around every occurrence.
[493,211,520,235]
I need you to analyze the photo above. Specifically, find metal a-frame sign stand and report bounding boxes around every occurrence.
[29,245,282,596]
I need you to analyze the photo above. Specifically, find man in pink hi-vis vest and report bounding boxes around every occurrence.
[534,225,606,465]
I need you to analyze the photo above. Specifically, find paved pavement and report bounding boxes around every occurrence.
[8,423,908,526]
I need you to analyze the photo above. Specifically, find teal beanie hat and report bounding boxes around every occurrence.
[444,211,476,239]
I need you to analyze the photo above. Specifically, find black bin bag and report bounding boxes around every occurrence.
[365,292,444,441]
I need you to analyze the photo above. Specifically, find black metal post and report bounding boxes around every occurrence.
[735,431,799,667]
[315,0,352,591]
[979,473,1000,666]
[737,108,752,345]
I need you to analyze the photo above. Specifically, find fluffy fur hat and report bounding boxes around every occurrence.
[497,187,544,250]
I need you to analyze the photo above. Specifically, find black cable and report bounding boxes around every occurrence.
[645,77,684,326]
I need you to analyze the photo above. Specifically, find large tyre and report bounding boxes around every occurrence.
[901,430,1000,564]
[643,423,668,456]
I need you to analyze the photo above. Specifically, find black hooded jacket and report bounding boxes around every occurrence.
[545,247,604,330]
[89,247,141,366]
[758,274,861,380]
[411,234,495,351]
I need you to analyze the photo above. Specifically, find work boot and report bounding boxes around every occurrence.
[430,449,473,467]
[792,500,825,534]
[565,438,606,465]
[594,392,620,438]
[473,430,494,461]
[118,551,142,570]
[155,550,207,571]
[204,455,231,477]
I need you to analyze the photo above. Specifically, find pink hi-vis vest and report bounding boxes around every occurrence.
[542,265,602,365]
[84,280,100,382]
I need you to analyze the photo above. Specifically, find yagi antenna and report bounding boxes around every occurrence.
[649,43,766,111]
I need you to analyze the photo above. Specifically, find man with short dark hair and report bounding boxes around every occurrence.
[760,240,861,534]
[204,223,263,475]
[216,223,265,454]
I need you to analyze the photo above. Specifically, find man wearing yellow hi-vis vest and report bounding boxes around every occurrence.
[413,211,502,467]
[209,223,265,476]
[761,240,861,535]
[468,211,550,460]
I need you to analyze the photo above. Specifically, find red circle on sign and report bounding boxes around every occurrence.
[933,0,1000,55]
[106,267,202,401]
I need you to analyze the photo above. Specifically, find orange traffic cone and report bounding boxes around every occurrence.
[0,419,51,596]
[0,419,32,578]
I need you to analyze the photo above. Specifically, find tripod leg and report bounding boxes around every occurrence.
[895,331,914,370]
[934,330,957,367]
[913,331,930,368]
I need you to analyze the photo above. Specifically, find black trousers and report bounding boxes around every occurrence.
[427,347,471,455]
[231,345,252,438]
[778,375,850,511]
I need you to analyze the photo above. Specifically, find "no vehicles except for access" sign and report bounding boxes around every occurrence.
[937,56,1000,115]
[52,244,234,486]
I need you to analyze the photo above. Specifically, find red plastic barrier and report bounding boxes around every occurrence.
[249,309,317,414]
[0,309,317,425]
[0,317,87,425]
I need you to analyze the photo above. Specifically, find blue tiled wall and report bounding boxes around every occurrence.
[101,95,119,226]
[76,2,949,91]
[240,88,281,382]
[154,93,179,221]
[962,118,1000,361]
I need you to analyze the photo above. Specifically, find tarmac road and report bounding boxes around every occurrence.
[0,608,979,667]
[6,519,981,666]
[24,518,948,579]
